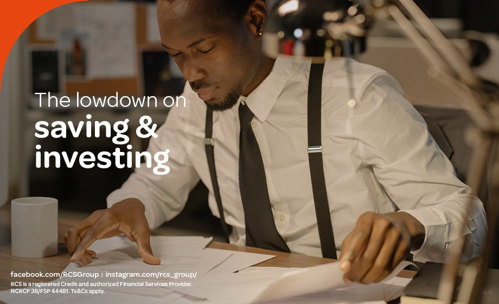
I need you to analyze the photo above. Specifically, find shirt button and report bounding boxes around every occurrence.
[347,99,357,108]
[279,215,285,221]
[251,121,257,128]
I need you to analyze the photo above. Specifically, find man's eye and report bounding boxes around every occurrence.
[169,52,182,57]
[198,46,215,54]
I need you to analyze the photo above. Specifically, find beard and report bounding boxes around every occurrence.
[190,80,242,111]
[205,88,242,111]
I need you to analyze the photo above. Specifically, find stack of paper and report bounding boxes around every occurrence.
[0,236,411,304]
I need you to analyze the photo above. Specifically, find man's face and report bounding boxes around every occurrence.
[158,0,263,110]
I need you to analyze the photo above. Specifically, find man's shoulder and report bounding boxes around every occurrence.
[322,58,397,91]
[318,58,409,124]
[321,58,404,105]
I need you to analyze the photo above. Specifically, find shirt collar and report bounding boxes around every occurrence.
[242,56,295,122]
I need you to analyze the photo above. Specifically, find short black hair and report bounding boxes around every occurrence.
[163,0,264,22]
[214,0,261,21]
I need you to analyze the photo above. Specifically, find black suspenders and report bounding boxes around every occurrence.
[204,62,337,259]
[307,63,337,259]
[204,108,231,242]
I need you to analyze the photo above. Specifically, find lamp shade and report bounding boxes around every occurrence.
[263,0,367,60]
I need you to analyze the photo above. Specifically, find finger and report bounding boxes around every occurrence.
[372,241,408,284]
[71,229,121,260]
[66,210,107,255]
[71,214,119,263]
[347,219,391,282]
[360,228,401,284]
[340,228,370,259]
[134,221,160,265]
[391,239,410,271]
[342,273,352,284]
[339,234,354,272]
[340,229,370,273]
[74,251,94,267]
[339,215,374,272]
[360,218,390,264]
[65,210,105,255]
[65,232,80,257]
[87,250,97,258]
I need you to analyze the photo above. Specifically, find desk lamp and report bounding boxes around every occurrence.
[262,1,499,304]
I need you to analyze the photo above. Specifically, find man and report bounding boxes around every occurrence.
[66,0,486,284]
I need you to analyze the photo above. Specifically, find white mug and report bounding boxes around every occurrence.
[11,197,58,258]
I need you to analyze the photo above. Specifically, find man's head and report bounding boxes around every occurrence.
[158,0,269,110]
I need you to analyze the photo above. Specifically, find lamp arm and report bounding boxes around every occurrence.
[386,5,451,76]
[385,4,492,130]
[395,0,480,89]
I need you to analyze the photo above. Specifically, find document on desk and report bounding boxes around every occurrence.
[58,236,228,298]
[0,235,277,304]
[171,260,412,304]
[170,263,344,302]
[203,248,275,275]
[0,236,411,304]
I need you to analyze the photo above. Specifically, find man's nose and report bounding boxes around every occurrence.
[180,58,206,83]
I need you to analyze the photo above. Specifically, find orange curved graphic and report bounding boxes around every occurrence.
[0,0,87,92]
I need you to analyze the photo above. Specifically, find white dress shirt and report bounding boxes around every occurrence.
[108,57,486,262]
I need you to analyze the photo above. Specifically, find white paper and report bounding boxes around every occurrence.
[168,293,209,304]
[171,267,298,303]
[253,262,346,302]
[85,235,213,254]
[60,236,228,297]
[147,4,161,43]
[72,3,136,78]
[0,286,185,304]
[255,260,414,303]
[85,290,185,304]
[170,261,414,304]
[203,248,275,275]
[262,276,411,304]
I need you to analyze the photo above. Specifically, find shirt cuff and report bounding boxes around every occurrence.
[401,208,448,263]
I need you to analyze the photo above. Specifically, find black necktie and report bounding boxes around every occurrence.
[238,102,290,252]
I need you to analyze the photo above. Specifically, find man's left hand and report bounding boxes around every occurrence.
[339,211,425,284]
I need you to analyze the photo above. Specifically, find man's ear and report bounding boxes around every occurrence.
[244,0,267,39]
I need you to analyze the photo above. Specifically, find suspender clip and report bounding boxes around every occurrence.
[307,146,322,153]
[204,138,215,146]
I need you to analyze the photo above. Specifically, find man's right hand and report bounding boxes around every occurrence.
[65,198,161,266]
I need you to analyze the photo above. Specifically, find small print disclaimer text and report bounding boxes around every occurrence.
[9,271,197,295]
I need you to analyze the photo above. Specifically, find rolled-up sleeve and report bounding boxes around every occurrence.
[354,72,487,262]
[107,94,200,230]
